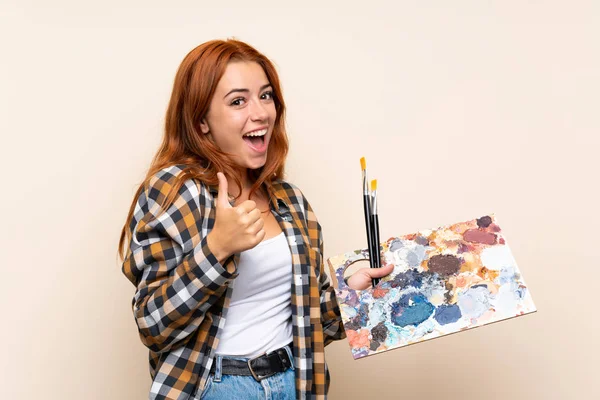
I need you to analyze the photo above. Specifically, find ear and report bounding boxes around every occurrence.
[199,117,210,134]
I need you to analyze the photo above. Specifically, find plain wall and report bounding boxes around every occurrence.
[1,1,598,399]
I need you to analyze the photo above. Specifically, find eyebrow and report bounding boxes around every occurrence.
[223,83,273,99]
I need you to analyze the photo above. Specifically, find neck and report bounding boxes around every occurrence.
[227,169,258,199]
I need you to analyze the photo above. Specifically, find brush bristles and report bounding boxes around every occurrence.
[371,179,377,191]
[360,157,366,170]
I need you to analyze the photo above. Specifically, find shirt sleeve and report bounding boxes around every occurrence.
[304,196,347,346]
[121,169,237,354]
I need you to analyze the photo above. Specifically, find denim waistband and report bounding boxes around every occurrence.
[212,343,295,382]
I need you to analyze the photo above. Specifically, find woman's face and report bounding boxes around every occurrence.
[200,61,276,172]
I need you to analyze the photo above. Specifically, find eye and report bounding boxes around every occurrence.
[261,91,274,101]
[231,97,246,106]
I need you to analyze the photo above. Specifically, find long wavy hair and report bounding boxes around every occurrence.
[118,39,289,261]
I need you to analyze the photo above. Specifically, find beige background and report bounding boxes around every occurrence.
[1,1,598,399]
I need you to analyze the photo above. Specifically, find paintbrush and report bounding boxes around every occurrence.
[360,157,377,281]
[370,179,381,286]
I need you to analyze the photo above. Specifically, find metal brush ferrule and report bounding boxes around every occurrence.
[371,190,378,214]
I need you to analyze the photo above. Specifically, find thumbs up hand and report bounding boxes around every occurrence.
[206,172,266,265]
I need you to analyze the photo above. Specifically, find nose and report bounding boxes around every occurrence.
[249,98,268,122]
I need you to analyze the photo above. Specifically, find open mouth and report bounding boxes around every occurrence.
[242,128,268,152]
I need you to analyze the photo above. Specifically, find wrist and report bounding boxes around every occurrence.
[206,232,231,264]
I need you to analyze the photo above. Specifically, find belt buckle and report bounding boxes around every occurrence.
[247,354,267,382]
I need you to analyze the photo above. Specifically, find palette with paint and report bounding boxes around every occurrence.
[327,215,537,359]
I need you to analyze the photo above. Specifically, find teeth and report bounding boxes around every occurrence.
[244,128,267,137]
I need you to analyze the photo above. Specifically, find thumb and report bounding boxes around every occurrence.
[367,263,394,278]
[216,172,232,208]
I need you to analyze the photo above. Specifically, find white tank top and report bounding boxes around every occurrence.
[215,232,293,358]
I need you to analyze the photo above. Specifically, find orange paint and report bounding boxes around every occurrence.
[347,329,370,349]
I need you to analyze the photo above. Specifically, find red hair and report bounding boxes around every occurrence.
[118,39,289,260]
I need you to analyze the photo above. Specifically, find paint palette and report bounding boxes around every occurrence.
[327,215,537,359]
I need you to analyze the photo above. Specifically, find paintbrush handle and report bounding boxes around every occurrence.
[363,195,375,270]
[371,213,381,286]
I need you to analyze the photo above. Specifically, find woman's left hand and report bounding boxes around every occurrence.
[346,264,394,290]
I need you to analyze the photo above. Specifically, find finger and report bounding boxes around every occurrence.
[237,200,257,214]
[216,172,232,209]
[346,273,373,291]
[366,264,394,278]
[246,208,262,223]
[249,216,264,232]
[248,227,266,248]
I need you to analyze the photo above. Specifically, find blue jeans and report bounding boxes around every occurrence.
[198,345,296,400]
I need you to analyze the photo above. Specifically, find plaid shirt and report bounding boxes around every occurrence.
[122,165,345,399]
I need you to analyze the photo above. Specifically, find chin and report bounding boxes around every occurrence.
[248,163,267,171]
[246,157,268,171]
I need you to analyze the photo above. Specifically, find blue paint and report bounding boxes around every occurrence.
[415,236,429,246]
[406,251,420,267]
[516,286,527,299]
[345,290,359,307]
[358,302,370,327]
[389,239,403,251]
[380,281,393,290]
[336,270,346,288]
[353,348,369,358]
[434,304,462,325]
[390,293,435,327]
[390,268,427,289]
[407,244,428,267]
[457,286,490,319]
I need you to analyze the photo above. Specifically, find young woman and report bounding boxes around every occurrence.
[118,39,392,400]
